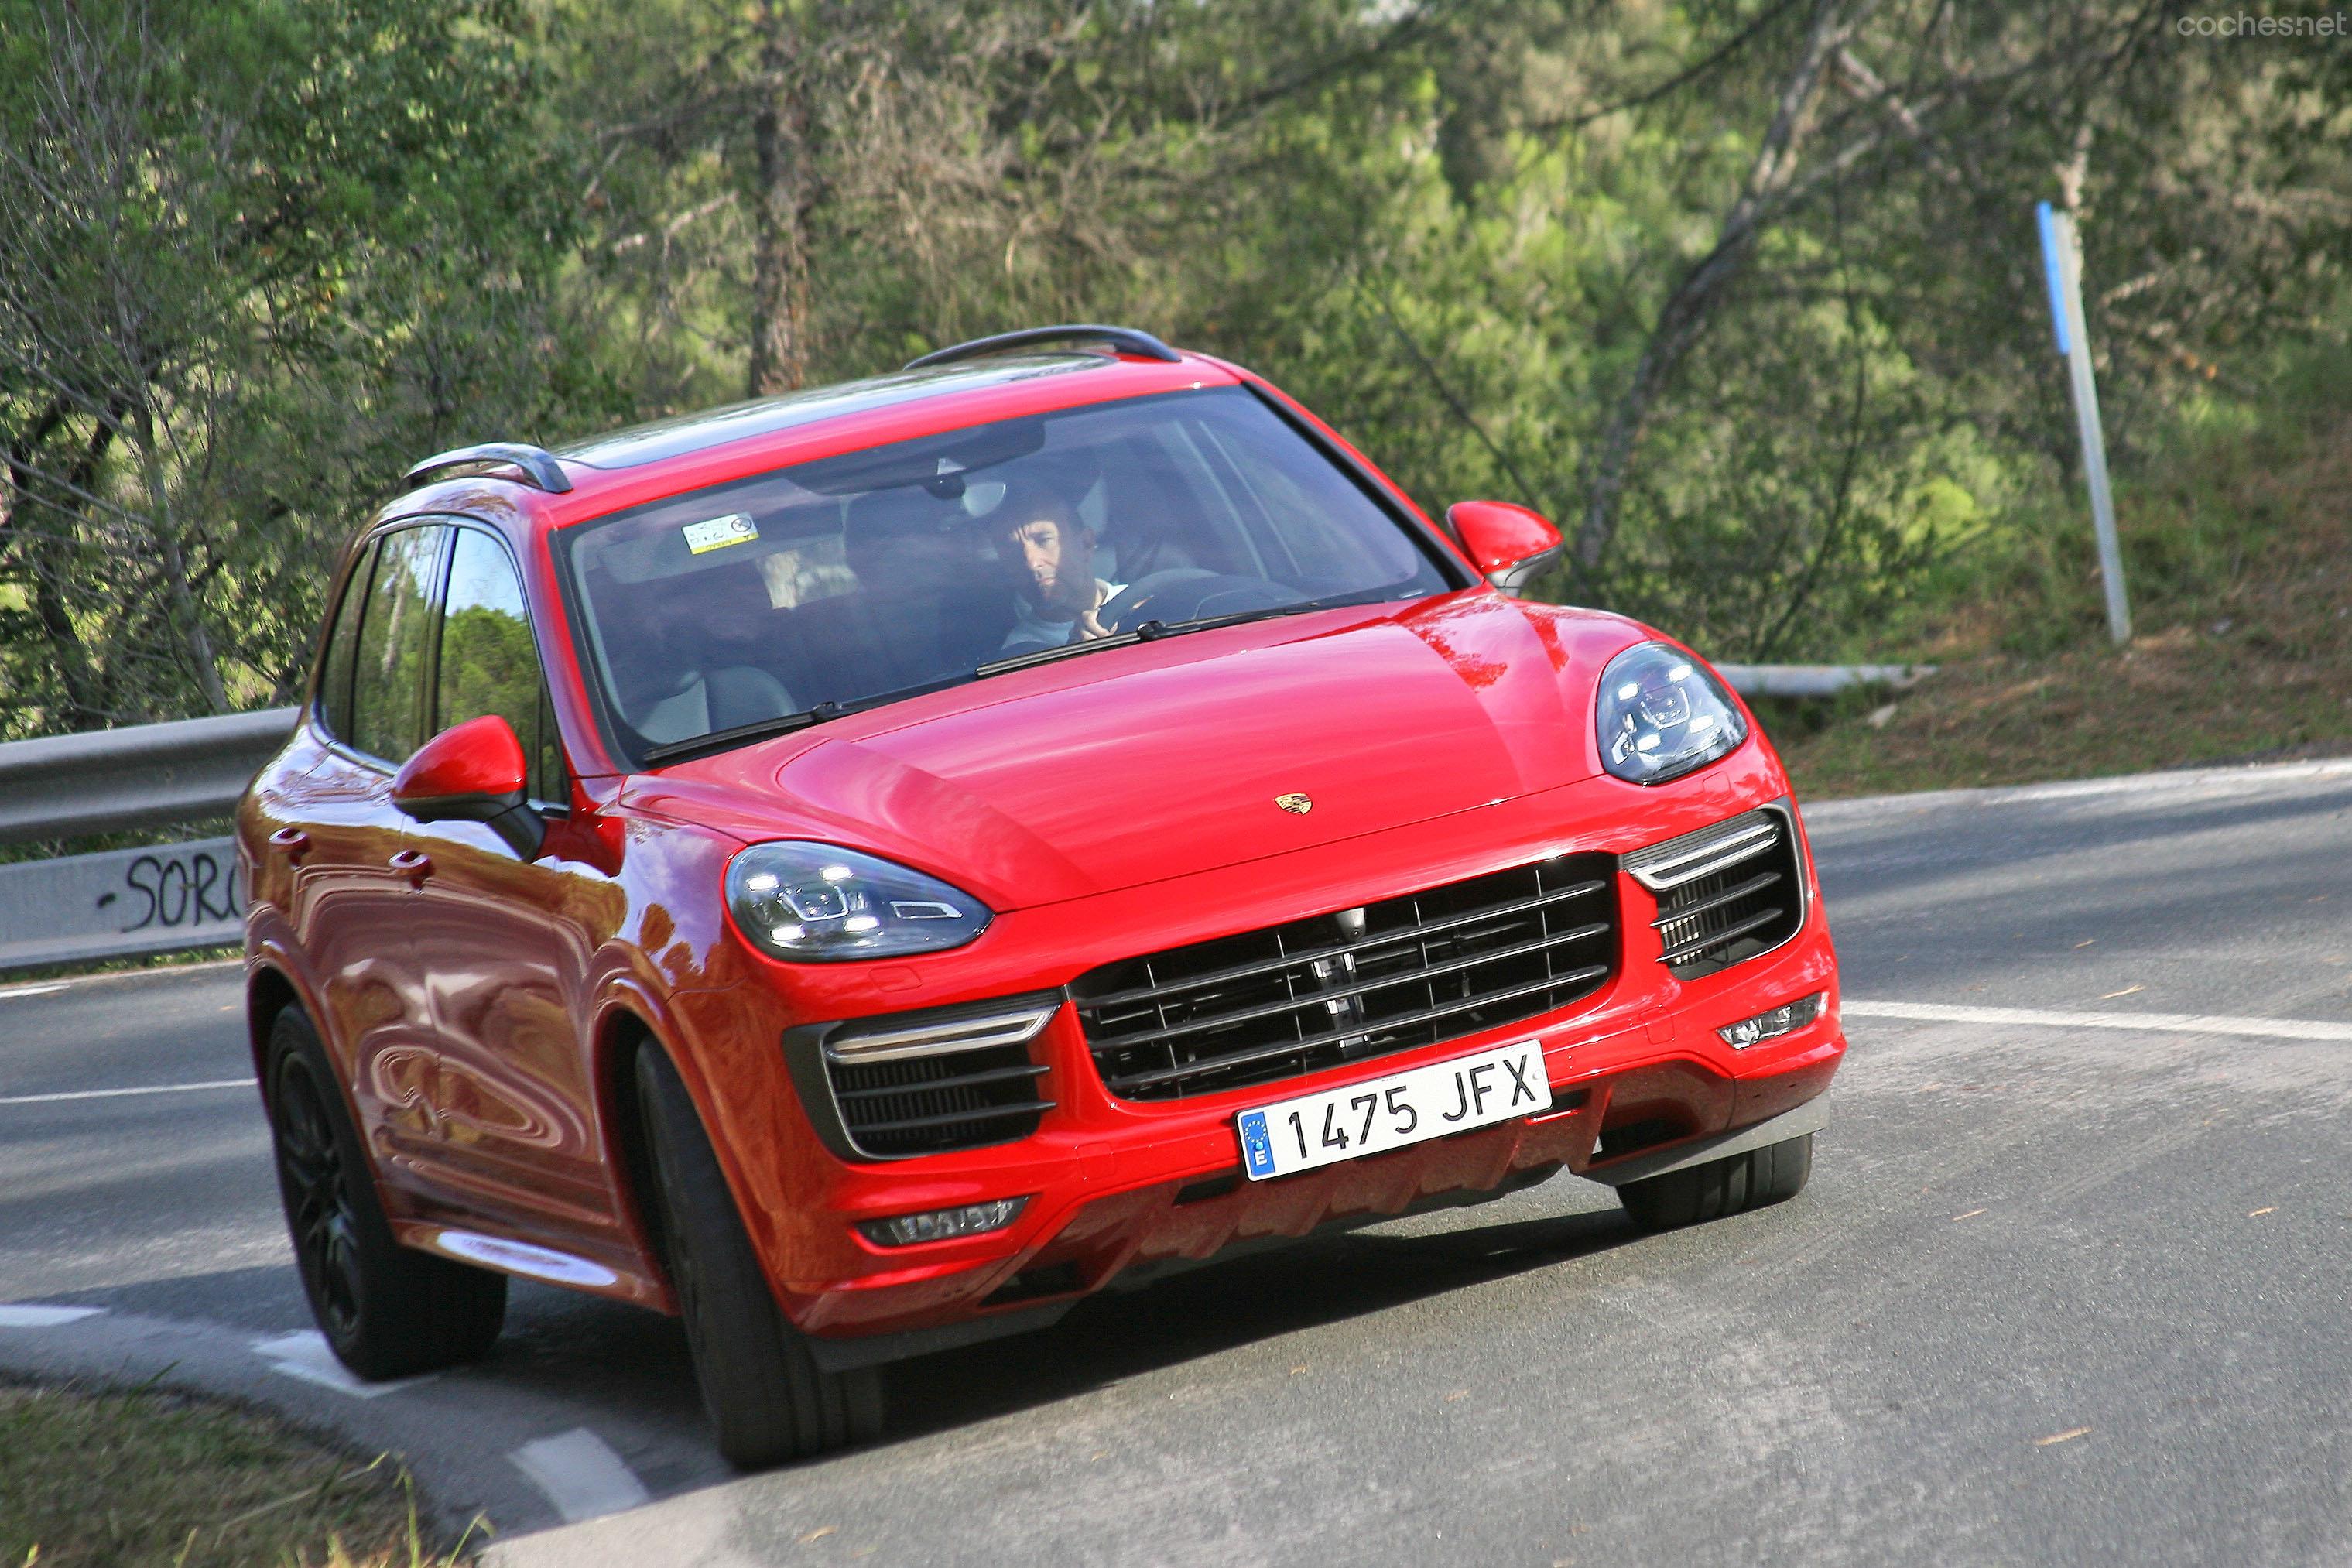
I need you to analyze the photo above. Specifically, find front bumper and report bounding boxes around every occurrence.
[669,754,1844,1357]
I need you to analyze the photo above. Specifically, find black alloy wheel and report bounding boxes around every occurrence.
[635,1044,883,1467]
[272,1047,367,1343]
[262,1005,506,1378]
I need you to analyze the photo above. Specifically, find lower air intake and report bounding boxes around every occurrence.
[1625,804,1805,978]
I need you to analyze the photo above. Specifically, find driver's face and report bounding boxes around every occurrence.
[1008,515,1094,615]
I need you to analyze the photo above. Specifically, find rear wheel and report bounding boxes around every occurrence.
[1618,1132,1813,1232]
[264,1006,506,1378]
[635,1046,882,1468]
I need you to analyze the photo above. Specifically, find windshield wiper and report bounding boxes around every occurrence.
[639,673,975,766]
[972,594,1381,680]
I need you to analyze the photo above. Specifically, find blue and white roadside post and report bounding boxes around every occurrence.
[2037,199,2131,645]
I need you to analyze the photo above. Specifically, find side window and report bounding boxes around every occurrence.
[437,528,567,802]
[316,539,378,741]
[349,524,449,765]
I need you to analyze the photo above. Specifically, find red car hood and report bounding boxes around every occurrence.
[632,593,1644,911]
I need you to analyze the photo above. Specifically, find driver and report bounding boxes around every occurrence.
[993,480,1126,654]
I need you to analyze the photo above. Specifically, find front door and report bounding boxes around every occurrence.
[297,522,452,1190]
[400,524,622,1254]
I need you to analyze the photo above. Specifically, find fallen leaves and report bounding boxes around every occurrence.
[799,1525,837,1545]
[2248,1207,2275,1217]
[2035,1426,2093,1447]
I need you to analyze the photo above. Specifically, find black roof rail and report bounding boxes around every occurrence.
[402,442,574,495]
[904,324,1183,371]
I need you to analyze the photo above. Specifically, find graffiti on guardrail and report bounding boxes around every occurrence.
[0,835,243,973]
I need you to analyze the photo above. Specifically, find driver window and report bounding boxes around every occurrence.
[437,528,566,802]
[349,523,448,765]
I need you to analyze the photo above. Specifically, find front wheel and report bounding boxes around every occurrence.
[264,1006,506,1378]
[635,1046,882,1468]
[1618,1132,1813,1233]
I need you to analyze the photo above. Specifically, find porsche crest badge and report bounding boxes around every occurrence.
[1275,793,1313,815]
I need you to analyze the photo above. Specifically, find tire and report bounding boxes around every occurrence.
[263,1006,507,1378]
[1618,1131,1813,1233]
[635,1046,883,1468]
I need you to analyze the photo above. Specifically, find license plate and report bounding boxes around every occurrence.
[1235,1039,1551,1181]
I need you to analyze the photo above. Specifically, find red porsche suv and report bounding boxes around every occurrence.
[239,325,1844,1467]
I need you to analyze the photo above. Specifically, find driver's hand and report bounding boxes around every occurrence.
[1076,584,1116,642]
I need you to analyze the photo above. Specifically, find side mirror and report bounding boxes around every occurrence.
[1446,501,1563,597]
[392,714,545,859]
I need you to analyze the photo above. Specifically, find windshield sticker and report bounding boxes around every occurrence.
[683,513,758,555]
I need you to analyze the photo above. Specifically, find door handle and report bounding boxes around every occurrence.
[268,827,311,863]
[389,848,434,886]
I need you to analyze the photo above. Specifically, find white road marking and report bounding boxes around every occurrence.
[252,1330,433,1399]
[0,1077,255,1106]
[1806,755,2352,823]
[0,982,70,1000]
[510,1428,652,1523]
[0,1303,104,1327]
[1845,1000,2352,1043]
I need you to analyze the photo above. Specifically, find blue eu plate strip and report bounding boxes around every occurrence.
[1238,1111,1276,1179]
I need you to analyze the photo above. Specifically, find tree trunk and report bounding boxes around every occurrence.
[1572,0,1855,573]
[3,399,113,724]
[746,3,808,398]
[133,403,230,715]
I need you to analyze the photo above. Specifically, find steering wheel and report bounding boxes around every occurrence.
[1099,570,1296,635]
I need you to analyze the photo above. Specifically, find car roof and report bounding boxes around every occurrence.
[380,348,1242,539]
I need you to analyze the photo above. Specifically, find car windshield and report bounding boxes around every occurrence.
[555,385,1455,765]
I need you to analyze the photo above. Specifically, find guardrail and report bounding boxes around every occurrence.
[0,661,1936,973]
[0,706,298,845]
[0,707,293,973]
[1713,663,1935,700]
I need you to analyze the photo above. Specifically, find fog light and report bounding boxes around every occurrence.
[856,1197,1029,1248]
[1717,992,1825,1049]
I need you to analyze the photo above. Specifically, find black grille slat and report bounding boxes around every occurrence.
[1075,855,1619,1102]
[827,1040,1052,1158]
[1659,905,1787,966]
[1648,869,1780,930]
[851,1099,1058,1135]
[1636,809,1804,978]
[832,1063,1049,1101]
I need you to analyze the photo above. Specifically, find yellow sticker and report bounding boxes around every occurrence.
[683,513,758,554]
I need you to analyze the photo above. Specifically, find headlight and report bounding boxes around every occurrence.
[1596,642,1748,785]
[726,842,990,962]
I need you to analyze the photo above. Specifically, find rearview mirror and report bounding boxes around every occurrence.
[392,714,545,859]
[1446,501,1563,597]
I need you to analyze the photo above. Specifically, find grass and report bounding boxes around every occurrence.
[1771,341,2352,798]
[0,1379,478,1568]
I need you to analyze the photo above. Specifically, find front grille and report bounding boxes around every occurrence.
[1073,855,1618,1101]
[1626,806,1804,978]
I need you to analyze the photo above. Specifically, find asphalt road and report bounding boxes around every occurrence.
[4,758,2350,1566]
